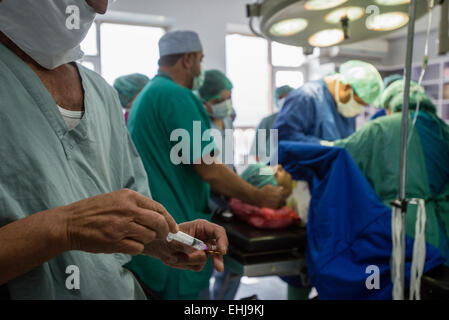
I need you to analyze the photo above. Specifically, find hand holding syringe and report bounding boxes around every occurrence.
[166,231,223,255]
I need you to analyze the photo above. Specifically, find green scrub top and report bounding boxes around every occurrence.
[126,72,216,299]
[0,42,149,299]
[334,113,449,263]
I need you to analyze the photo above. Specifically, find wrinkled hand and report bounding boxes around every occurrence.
[143,219,228,273]
[256,184,285,209]
[63,189,178,256]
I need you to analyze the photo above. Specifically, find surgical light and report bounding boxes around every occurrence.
[309,29,344,47]
[305,0,348,11]
[366,12,410,31]
[375,0,411,6]
[250,0,429,48]
[325,6,365,24]
[270,18,309,36]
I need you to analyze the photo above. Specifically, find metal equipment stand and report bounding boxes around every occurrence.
[391,0,418,300]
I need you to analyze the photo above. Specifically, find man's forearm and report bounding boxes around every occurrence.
[0,209,68,285]
[194,163,260,206]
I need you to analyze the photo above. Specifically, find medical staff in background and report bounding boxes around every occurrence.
[113,73,150,125]
[250,85,294,160]
[198,70,236,213]
[334,80,449,266]
[273,60,383,145]
[126,30,286,300]
[369,74,403,121]
[197,69,242,300]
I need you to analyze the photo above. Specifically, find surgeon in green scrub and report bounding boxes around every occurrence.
[197,70,242,300]
[334,80,449,265]
[0,0,228,300]
[127,30,286,300]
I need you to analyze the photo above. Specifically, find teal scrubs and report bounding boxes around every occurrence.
[335,112,449,265]
[127,72,216,300]
[0,42,149,299]
[413,112,449,195]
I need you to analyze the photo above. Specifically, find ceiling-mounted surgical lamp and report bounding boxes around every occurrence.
[246,0,430,50]
[304,0,348,11]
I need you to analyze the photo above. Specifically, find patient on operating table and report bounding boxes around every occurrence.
[230,163,311,229]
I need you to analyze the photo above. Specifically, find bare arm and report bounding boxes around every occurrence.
[0,189,178,286]
[193,162,284,209]
[0,208,68,285]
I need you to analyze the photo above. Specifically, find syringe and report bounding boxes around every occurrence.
[166,231,209,251]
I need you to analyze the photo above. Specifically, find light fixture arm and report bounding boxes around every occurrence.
[247,2,266,39]
[340,15,350,39]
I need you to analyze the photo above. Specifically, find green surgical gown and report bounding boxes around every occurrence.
[126,72,216,300]
[334,113,449,263]
[0,42,149,299]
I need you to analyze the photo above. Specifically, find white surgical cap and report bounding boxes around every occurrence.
[158,30,203,57]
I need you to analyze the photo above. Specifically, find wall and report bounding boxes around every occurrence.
[107,1,449,71]
[383,30,449,68]
[381,4,449,68]
[108,0,251,72]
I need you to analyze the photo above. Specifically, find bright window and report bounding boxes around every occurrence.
[100,23,165,85]
[226,34,270,128]
[275,70,304,89]
[80,61,95,71]
[271,42,305,67]
[80,23,98,56]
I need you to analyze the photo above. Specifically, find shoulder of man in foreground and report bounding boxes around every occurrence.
[76,63,119,102]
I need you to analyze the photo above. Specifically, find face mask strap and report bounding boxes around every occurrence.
[335,78,342,105]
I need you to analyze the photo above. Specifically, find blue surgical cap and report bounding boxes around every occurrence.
[275,85,294,101]
[383,74,403,89]
[113,73,150,108]
[382,80,436,113]
[159,30,203,57]
[241,163,278,189]
[199,70,233,101]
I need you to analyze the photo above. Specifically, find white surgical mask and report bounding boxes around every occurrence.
[0,0,96,70]
[276,98,286,110]
[208,99,233,119]
[335,80,365,118]
[191,65,205,91]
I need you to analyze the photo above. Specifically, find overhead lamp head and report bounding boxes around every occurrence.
[270,18,309,36]
[256,0,428,48]
[309,29,345,47]
[375,0,411,5]
[305,0,348,11]
[366,12,410,31]
[325,6,365,24]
